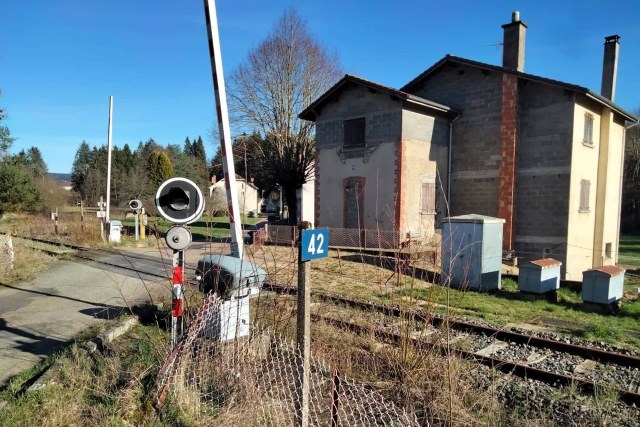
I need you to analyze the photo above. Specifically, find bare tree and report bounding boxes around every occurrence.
[228,8,341,223]
[622,112,640,233]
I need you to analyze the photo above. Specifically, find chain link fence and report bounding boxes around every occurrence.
[264,225,402,250]
[154,293,420,426]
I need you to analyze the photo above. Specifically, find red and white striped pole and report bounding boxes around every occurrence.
[171,250,184,348]
[203,0,244,259]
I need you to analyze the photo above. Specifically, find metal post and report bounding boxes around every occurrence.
[295,232,311,427]
[106,96,113,224]
[54,207,59,235]
[140,208,146,240]
[203,0,244,259]
[134,209,139,241]
[99,196,105,241]
[171,249,184,348]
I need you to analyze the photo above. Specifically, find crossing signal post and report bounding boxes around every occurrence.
[129,199,142,241]
[155,177,205,348]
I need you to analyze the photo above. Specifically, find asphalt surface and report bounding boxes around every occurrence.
[0,241,230,388]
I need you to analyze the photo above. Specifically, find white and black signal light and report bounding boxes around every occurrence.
[155,177,205,224]
[155,177,204,348]
[129,199,142,211]
[165,225,193,251]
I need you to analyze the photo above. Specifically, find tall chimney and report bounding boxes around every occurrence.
[502,11,527,72]
[601,35,620,101]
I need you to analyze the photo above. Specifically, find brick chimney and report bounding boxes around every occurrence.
[502,11,527,72]
[601,35,620,101]
[498,12,525,252]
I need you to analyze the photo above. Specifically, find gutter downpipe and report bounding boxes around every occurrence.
[618,120,640,263]
[447,113,461,212]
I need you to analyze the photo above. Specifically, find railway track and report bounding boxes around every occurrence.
[264,282,640,406]
[18,235,172,280]
[16,237,640,405]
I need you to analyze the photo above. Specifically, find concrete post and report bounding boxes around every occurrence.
[295,225,311,427]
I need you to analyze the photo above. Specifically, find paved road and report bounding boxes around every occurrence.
[0,241,230,388]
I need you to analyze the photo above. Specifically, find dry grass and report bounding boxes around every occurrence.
[0,237,56,285]
[245,243,435,302]
[0,212,105,245]
[0,323,168,427]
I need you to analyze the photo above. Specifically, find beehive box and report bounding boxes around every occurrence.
[582,265,625,304]
[519,258,561,294]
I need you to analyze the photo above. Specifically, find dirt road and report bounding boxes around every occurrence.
[0,242,229,387]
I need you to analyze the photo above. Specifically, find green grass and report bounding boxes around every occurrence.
[119,215,263,239]
[399,277,640,350]
[618,234,640,268]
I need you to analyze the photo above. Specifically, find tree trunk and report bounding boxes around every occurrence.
[284,185,298,225]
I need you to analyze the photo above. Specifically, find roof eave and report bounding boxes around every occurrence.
[402,55,638,123]
[584,91,638,122]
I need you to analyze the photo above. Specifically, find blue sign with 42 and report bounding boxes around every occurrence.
[300,229,329,262]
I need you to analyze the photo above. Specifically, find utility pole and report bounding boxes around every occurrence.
[106,96,113,224]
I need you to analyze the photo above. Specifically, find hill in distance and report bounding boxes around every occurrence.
[48,173,71,184]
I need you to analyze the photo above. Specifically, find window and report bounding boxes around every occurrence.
[421,182,436,214]
[583,113,594,145]
[579,179,590,212]
[343,118,365,149]
[605,243,612,259]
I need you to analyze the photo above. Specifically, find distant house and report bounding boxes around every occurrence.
[300,12,637,280]
[209,175,259,215]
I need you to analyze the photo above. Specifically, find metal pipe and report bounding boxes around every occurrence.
[447,114,461,212]
[203,0,244,259]
[105,96,113,224]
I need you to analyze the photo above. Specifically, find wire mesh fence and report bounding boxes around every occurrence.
[264,225,402,250]
[154,293,420,426]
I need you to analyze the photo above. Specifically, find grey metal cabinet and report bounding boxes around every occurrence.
[441,214,505,291]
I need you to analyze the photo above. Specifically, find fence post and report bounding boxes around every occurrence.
[330,368,341,427]
[296,223,311,427]
[80,199,84,235]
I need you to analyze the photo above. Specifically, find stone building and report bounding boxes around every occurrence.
[299,12,637,280]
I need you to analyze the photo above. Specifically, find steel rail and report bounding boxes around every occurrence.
[314,315,640,407]
[264,282,640,369]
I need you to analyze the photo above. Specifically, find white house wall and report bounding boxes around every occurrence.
[400,109,449,238]
[314,84,404,230]
[566,101,602,280]
[317,144,397,230]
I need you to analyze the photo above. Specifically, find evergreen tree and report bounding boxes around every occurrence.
[70,141,92,200]
[0,159,40,213]
[25,147,47,180]
[149,151,174,186]
[183,137,193,157]
[0,91,15,157]
[193,136,206,165]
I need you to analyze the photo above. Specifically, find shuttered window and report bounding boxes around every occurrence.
[343,118,365,148]
[421,182,436,214]
[583,113,594,145]
[579,179,590,212]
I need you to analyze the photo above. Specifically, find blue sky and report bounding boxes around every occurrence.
[2,1,639,173]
